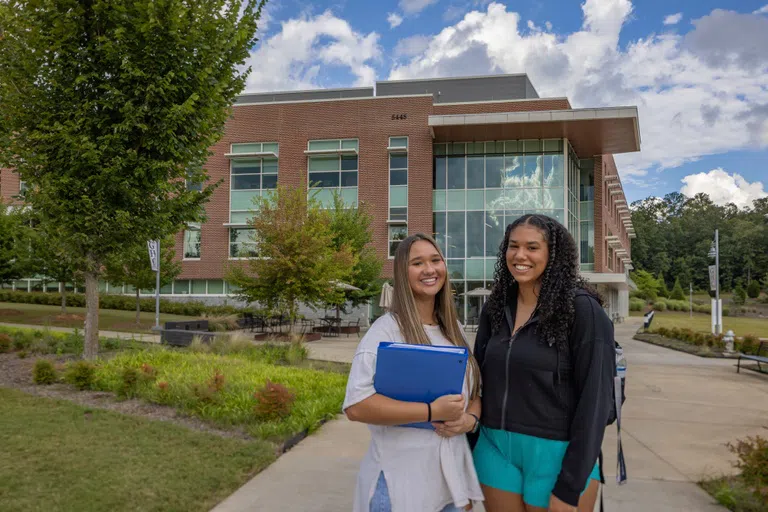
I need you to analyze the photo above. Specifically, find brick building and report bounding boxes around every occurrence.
[1,74,639,321]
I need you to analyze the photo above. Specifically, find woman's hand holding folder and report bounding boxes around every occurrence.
[430,394,465,422]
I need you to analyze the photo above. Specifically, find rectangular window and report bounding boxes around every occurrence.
[389,225,407,258]
[229,143,278,224]
[183,226,201,259]
[229,228,258,258]
[389,136,408,149]
[308,139,358,207]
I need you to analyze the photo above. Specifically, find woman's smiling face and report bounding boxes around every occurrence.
[506,224,550,286]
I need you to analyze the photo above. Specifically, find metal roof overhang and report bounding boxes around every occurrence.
[429,106,640,157]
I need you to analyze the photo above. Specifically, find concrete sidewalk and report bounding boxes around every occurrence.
[0,322,161,344]
[212,317,768,512]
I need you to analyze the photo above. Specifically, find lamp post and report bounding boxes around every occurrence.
[708,230,721,335]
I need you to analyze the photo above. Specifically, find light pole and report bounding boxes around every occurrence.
[708,230,721,335]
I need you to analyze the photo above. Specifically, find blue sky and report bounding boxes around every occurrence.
[246,0,768,207]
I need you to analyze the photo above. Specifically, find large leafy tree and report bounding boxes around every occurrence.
[103,236,181,324]
[226,185,357,326]
[0,0,265,358]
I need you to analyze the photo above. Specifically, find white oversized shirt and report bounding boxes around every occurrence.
[342,313,484,512]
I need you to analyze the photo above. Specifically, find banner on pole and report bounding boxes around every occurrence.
[708,265,717,291]
[147,240,159,272]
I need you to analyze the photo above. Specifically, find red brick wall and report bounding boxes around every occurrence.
[179,96,436,280]
[0,168,21,204]
[594,155,631,275]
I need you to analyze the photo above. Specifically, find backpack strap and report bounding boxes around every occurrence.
[615,373,628,485]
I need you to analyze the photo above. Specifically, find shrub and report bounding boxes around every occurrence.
[17,350,28,359]
[733,286,747,306]
[0,333,11,353]
[629,298,645,312]
[726,435,768,503]
[285,341,308,365]
[0,290,242,317]
[65,361,97,390]
[653,301,667,312]
[657,327,671,337]
[207,315,241,332]
[679,329,696,343]
[740,335,760,355]
[120,367,141,398]
[747,281,761,299]
[670,278,686,301]
[33,360,58,385]
[253,379,296,421]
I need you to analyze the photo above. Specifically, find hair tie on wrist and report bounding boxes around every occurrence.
[427,402,432,422]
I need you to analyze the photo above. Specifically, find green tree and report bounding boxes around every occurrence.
[0,201,30,285]
[657,272,670,298]
[0,0,265,358]
[630,269,660,300]
[670,277,686,301]
[103,237,181,324]
[326,192,383,314]
[733,285,747,306]
[226,185,357,326]
[26,215,83,314]
[747,280,760,299]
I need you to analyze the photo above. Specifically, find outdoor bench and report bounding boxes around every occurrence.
[737,341,768,374]
[160,320,214,347]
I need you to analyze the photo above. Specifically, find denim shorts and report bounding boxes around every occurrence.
[370,472,466,512]
[473,427,600,509]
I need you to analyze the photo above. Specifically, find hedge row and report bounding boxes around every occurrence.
[0,291,242,317]
[651,327,762,355]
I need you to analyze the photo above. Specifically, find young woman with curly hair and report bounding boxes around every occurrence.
[471,214,615,512]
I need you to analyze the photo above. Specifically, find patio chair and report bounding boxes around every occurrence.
[345,318,360,337]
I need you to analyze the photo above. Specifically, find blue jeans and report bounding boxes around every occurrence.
[370,472,466,512]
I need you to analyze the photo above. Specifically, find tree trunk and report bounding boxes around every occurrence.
[83,270,100,360]
[136,288,141,325]
[61,282,67,315]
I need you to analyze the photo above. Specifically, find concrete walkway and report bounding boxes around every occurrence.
[212,317,768,512]
[0,322,161,343]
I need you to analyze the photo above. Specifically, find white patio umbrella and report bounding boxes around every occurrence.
[329,280,361,322]
[379,282,393,310]
[462,287,492,304]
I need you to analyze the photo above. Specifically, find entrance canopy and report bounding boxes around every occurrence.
[429,106,640,157]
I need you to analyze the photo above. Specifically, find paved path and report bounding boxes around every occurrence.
[213,317,768,512]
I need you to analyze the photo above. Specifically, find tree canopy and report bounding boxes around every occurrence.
[630,193,768,293]
[0,0,266,358]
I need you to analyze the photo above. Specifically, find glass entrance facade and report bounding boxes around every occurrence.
[433,139,584,323]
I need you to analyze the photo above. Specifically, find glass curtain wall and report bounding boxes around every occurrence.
[579,159,595,271]
[432,139,567,322]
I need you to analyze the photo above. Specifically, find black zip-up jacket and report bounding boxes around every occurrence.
[474,289,615,507]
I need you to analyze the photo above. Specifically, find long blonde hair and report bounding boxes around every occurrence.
[390,233,481,399]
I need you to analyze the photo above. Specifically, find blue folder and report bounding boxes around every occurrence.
[373,342,468,429]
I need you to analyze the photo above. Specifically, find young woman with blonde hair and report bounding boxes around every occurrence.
[344,233,484,512]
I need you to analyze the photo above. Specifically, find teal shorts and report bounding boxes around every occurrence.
[473,426,600,509]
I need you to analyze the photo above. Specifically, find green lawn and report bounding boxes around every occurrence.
[0,387,275,512]
[0,302,194,333]
[631,310,768,338]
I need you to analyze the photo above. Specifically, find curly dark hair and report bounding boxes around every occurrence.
[485,214,603,348]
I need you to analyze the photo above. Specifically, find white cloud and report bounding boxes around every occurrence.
[394,35,432,57]
[244,11,381,92]
[399,0,439,15]
[389,1,768,182]
[681,169,767,208]
[387,12,404,28]
[663,12,683,25]
[755,5,768,14]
